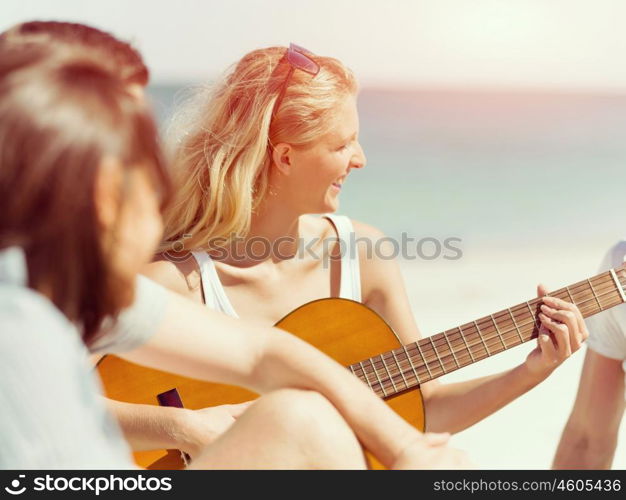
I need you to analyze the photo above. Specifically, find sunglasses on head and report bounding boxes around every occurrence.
[271,43,320,119]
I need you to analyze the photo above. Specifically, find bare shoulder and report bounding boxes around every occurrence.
[141,253,202,301]
[349,218,404,293]
[350,219,386,240]
[350,218,394,265]
[349,218,420,342]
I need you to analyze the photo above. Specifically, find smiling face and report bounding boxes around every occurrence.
[276,94,366,214]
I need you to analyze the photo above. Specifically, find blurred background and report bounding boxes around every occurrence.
[3,0,626,468]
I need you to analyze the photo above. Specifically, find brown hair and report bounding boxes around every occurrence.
[0,21,149,86]
[0,44,170,345]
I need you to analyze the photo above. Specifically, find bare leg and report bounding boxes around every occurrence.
[189,388,367,469]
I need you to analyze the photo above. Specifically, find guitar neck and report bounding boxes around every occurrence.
[349,265,626,399]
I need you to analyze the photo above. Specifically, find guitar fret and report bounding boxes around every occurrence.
[458,326,475,363]
[403,345,421,385]
[526,301,540,332]
[369,358,387,397]
[564,286,575,304]
[351,364,371,389]
[429,337,445,374]
[588,278,602,311]
[508,308,524,343]
[474,320,490,356]
[380,354,398,393]
[610,269,626,303]
[391,349,409,388]
[416,342,433,379]
[490,314,507,349]
[358,361,374,391]
[443,333,460,368]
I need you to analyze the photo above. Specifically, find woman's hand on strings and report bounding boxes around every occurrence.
[524,284,589,379]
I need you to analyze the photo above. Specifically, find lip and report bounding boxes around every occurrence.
[331,182,342,190]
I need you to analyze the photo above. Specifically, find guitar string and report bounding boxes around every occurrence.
[353,272,624,391]
[387,272,618,369]
[415,292,618,373]
[425,273,618,357]
[358,292,621,396]
[354,272,616,379]
[353,274,623,394]
[367,290,620,392]
[363,292,621,395]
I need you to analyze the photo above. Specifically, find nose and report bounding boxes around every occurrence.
[350,141,366,170]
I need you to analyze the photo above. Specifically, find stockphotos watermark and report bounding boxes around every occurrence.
[163,232,463,265]
[3,473,172,496]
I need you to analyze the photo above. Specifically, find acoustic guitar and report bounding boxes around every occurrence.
[97,264,626,469]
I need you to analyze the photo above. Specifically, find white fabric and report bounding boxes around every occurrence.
[191,251,240,318]
[0,247,134,468]
[192,214,362,317]
[325,214,362,302]
[91,275,170,354]
[585,240,626,399]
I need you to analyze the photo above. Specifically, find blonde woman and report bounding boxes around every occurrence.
[144,44,587,450]
[0,35,477,470]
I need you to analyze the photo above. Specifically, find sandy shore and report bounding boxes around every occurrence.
[399,241,626,469]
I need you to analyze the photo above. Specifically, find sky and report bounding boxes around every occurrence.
[4,0,626,91]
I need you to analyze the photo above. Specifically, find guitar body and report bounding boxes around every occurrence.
[97,298,425,469]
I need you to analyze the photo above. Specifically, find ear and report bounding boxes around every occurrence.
[93,156,124,231]
[271,142,293,175]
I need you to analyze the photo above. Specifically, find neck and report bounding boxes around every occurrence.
[219,190,305,266]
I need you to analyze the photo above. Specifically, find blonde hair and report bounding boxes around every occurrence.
[160,46,357,253]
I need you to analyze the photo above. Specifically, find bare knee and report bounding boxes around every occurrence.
[255,388,343,435]
[254,389,365,468]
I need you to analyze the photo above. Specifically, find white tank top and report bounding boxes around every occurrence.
[191,214,362,318]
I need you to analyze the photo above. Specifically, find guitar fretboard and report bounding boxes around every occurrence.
[348,266,626,399]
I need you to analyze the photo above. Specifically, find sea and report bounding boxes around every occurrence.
[147,85,626,253]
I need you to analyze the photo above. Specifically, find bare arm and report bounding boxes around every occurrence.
[90,354,195,453]
[105,399,193,452]
[101,397,253,458]
[99,258,251,457]
[354,220,585,433]
[553,348,625,469]
[90,353,203,455]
